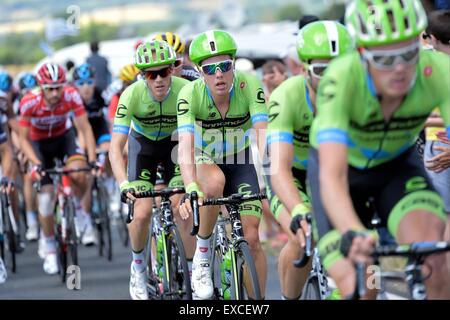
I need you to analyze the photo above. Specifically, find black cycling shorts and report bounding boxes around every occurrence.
[31,128,85,185]
[127,129,181,188]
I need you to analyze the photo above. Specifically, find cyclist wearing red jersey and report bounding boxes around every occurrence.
[18,63,97,275]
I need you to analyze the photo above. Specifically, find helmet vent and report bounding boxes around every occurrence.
[331,40,337,53]
[209,41,216,52]
[358,13,368,35]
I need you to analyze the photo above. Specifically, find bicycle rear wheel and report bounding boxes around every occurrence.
[300,276,321,300]
[164,225,192,300]
[230,241,262,300]
[66,200,78,268]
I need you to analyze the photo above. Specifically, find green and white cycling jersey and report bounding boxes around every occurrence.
[310,49,450,169]
[176,71,268,158]
[112,76,189,140]
[267,75,314,171]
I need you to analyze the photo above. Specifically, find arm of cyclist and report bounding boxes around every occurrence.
[17,118,41,167]
[110,132,135,201]
[319,142,375,264]
[177,86,204,219]
[0,140,14,193]
[73,113,97,165]
[178,132,203,219]
[270,142,310,247]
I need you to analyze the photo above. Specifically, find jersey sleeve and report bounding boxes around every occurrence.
[313,56,354,146]
[267,83,294,146]
[176,82,196,135]
[244,73,268,125]
[112,85,134,135]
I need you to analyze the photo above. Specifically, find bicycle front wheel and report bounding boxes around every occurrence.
[163,225,192,300]
[300,276,321,300]
[2,195,16,273]
[230,241,262,300]
[96,185,113,261]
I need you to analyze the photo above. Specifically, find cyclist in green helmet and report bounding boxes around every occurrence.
[109,40,189,300]
[177,30,268,299]
[266,20,353,300]
[308,0,450,299]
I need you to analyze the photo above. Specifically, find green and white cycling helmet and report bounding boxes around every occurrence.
[189,30,237,66]
[345,0,427,47]
[134,40,177,70]
[297,20,354,62]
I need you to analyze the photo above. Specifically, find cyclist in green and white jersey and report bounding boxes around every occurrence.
[109,40,189,300]
[177,30,268,299]
[266,20,353,300]
[307,0,450,299]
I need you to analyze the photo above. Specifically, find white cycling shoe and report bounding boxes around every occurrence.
[43,252,59,275]
[81,224,98,246]
[191,258,213,300]
[129,263,149,300]
[25,224,39,241]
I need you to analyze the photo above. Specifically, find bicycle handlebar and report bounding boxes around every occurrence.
[350,241,450,300]
[201,192,267,206]
[125,187,186,224]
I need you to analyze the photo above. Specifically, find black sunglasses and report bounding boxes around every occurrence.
[144,67,171,80]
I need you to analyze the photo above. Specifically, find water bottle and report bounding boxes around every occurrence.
[221,250,232,300]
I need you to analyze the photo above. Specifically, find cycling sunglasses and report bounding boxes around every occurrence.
[42,84,64,91]
[361,42,420,70]
[144,66,171,80]
[200,60,233,75]
[75,79,94,87]
[308,63,329,79]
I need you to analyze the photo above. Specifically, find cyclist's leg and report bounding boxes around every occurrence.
[222,148,267,297]
[265,171,311,299]
[127,131,159,254]
[31,139,58,271]
[189,152,225,299]
[382,148,450,299]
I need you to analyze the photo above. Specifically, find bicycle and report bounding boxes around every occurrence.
[90,154,112,261]
[0,181,18,274]
[36,159,91,283]
[351,240,450,300]
[127,186,192,299]
[290,213,332,300]
[191,192,265,300]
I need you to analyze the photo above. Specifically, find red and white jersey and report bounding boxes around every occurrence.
[19,86,86,141]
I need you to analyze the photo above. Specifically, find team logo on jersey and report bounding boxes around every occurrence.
[423,66,433,77]
[240,81,246,89]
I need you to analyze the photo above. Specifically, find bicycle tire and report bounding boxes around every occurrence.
[300,276,321,300]
[0,195,7,262]
[117,203,129,247]
[231,241,262,300]
[165,225,192,300]
[2,194,16,273]
[210,236,225,299]
[96,184,113,261]
[146,215,163,299]
[66,200,78,267]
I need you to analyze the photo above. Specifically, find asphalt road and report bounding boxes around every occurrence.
[0,222,281,300]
